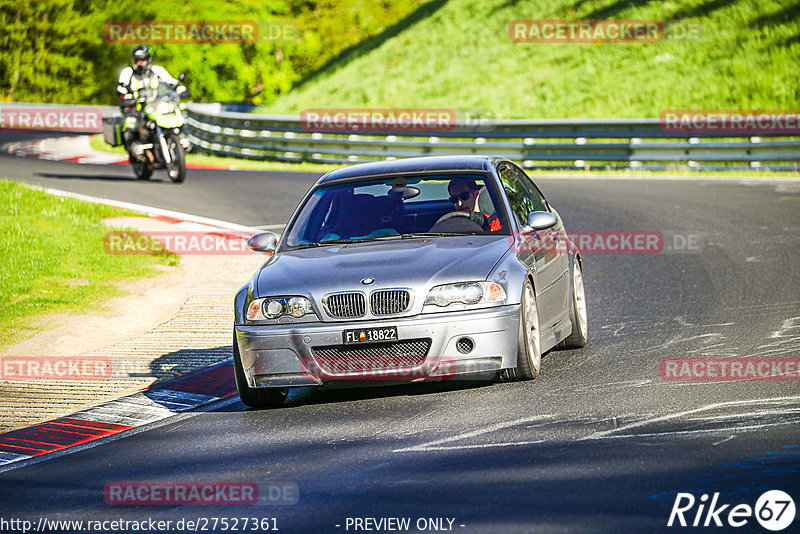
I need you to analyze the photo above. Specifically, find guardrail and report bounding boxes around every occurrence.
[185,104,800,171]
[2,102,798,170]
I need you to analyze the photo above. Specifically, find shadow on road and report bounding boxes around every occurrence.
[36,171,175,183]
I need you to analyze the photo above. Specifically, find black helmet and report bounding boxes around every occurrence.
[131,45,152,75]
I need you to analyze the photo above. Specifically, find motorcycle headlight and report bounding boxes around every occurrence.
[246,297,314,321]
[424,282,506,308]
[156,101,175,114]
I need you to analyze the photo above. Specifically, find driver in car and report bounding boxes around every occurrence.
[447,178,502,231]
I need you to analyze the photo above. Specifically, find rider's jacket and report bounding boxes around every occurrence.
[117,65,183,101]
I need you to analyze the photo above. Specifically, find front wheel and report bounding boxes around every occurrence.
[165,135,186,183]
[514,279,541,380]
[130,155,152,180]
[233,333,288,408]
[559,259,588,349]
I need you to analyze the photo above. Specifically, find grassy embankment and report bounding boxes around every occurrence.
[0,180,177,348]
[262,0,799,118]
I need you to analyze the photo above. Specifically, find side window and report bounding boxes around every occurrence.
[498,164,536,227]
[513,165,548,212]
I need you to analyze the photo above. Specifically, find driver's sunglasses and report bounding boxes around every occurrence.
[449,190,474,204]
[135,59,148,65]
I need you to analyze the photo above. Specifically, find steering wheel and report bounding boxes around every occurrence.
[430,211,485,232]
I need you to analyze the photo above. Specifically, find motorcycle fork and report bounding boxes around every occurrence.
[156,125,172,165]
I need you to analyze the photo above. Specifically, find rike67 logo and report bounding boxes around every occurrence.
[668,490,796,531]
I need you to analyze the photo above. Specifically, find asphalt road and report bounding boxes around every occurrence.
[1,138,799,533]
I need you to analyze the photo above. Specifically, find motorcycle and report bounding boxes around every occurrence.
[104,73,191,183]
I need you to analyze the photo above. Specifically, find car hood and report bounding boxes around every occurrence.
[256,235,512,298]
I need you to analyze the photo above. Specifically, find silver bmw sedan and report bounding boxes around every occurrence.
[233,155,587,407]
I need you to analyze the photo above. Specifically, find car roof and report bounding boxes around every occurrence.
[317,155,508,184]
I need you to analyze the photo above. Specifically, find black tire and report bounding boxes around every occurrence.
[514,278,541,380]
[165,135,186,183]
[233,333,288,408]
[558,259,588,349]
[130,156,152,180]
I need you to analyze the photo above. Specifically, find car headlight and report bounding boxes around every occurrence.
[246,296,313,320]
[424,282,506,308]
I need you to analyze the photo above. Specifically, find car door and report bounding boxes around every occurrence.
[497,162,561,330]
[512,164,571,328]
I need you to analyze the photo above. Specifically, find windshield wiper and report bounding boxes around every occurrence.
[289,233,466,250]
[295,237,390,248]
[400,232,467,238]
[317,238,373,245]
[285,242,322,250]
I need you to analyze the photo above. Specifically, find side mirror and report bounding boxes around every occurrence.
[525,211,558,231]
[247,232,278,253]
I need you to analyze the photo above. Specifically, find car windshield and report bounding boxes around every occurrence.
[282,174,509,250]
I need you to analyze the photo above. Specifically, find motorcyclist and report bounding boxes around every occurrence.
[116,45,189,158]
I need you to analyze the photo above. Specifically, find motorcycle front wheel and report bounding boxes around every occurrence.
[130,154,152,180]
[165,135,186,183]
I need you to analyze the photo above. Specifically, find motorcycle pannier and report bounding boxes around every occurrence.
[102,117,123,147]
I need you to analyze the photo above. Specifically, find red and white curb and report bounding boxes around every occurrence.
[3,135,235,169]
[5,137,128,165]
[33,185,265,252]
[0,360,237,468]
[35,185,263,235]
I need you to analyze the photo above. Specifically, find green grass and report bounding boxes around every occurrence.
[88,136,127,156]
[0,180,179,348]
[258,0,799,118]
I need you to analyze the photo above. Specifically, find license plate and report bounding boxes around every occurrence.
[343,326,398,344]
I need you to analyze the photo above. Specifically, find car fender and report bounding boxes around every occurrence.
[487,248,529,307]
[234,278,258,325]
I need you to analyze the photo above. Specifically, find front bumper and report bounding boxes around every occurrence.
[235,305,520,388]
